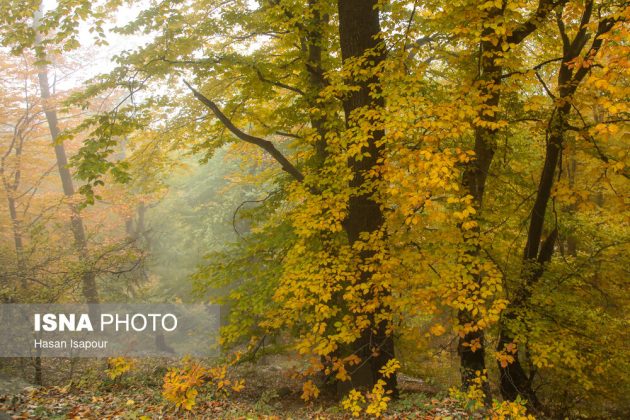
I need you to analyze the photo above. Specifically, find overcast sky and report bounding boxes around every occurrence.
[43,0,148,90]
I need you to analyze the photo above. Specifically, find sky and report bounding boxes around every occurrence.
[43,0,148,90]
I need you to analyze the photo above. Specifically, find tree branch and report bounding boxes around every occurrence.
[254,67,305,96]
[500,56,563,79]
[569,104,630,179]
[535,70,556,99]
[572,16,619,84]
[568,0,594,57]
[183,80,305,183]
[276,130,302,139]
[555,8,571,54]
[508,0,568,45]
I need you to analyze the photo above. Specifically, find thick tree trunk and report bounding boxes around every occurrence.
[337,0,396,396]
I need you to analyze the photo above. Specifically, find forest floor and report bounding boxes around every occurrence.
[0,357,473,419]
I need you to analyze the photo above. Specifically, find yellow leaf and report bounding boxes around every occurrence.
[430,324,446,336]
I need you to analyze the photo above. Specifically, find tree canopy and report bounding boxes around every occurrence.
[0,0,628,417]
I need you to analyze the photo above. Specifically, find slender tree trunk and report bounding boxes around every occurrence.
[497,91,570,408]
[300,0,343,395]
[458,0,564,398]
[495,65,567,415]
[566,153,577,256]
[33,8,99,305]
[496,2,617,407]
[305,0,329,165]
[1,121,27,289]
[458,8,502,400]
[496,105,568,408]
[6,195,26,288]
[34,354,43,385]
[337,0,396,396]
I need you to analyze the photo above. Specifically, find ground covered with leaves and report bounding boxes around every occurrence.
[0,359,473,419]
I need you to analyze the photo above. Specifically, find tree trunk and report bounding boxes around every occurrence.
[458,0,563,398]
[337,0,396,396]
[34,8,99,306]
[34,351,42,385]
[458,10,502,400]
[496,3,617,406]
[305,0,329,165]
[7,196,26,289]
[1,121,27,289]
[497,101,568,409]
[566,153,577,256]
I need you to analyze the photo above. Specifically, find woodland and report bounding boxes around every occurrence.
[0,0,628,418]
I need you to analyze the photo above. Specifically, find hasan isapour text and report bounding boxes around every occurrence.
[34,339,108,349]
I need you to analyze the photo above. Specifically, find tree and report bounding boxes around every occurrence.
[185,0,397,395]
[33,6,99,305]
[495,0,625,406]
[2,0,627,416]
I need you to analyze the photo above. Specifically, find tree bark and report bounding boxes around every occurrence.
[6,195,26,288]
[305,0,329,165]
[1,106,29,290]
[34,8,99,306]
[496,3,618,407]
[337,0,396,396]
[458,0,565,398]
[458,25,501,399]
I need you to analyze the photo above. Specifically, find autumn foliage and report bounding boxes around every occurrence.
[0,0,628,418]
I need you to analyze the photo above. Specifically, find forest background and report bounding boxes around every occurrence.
[0,0,628,418]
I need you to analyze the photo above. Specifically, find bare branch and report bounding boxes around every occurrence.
[535,70,556,99]
[254,67,305,96]
[500,57,563,79]
[183,80,305,183]
[232,192,275,239]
